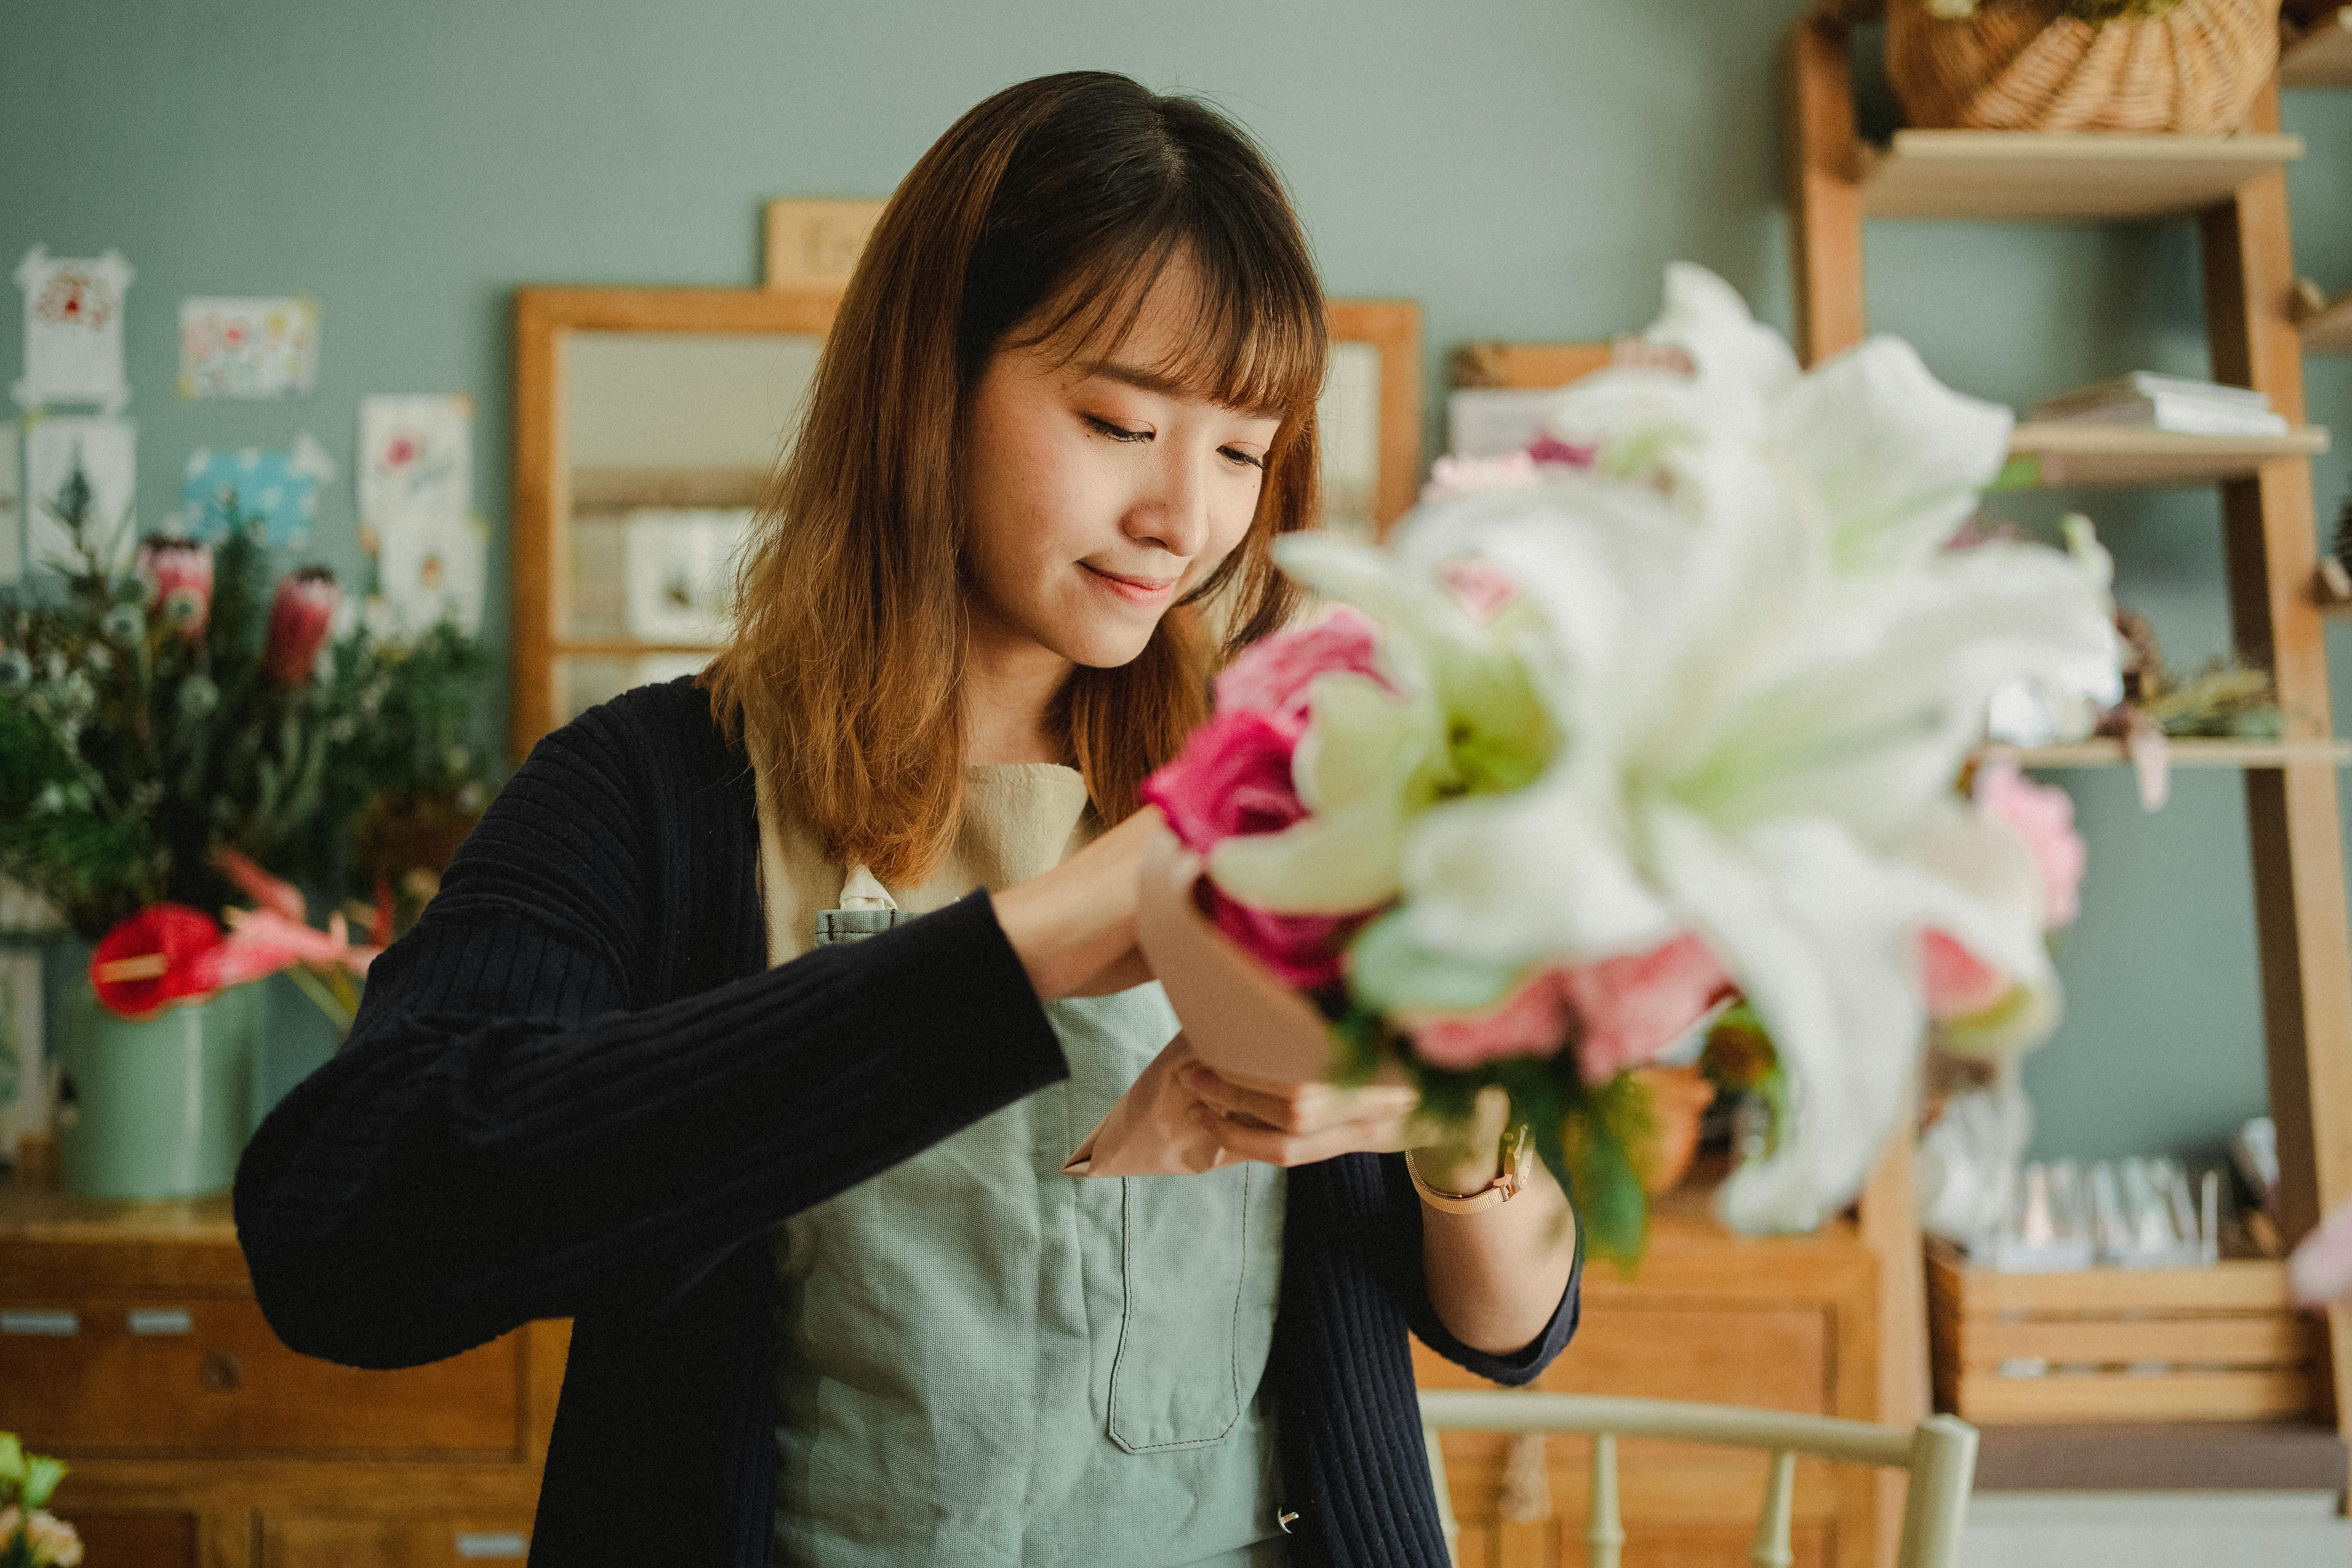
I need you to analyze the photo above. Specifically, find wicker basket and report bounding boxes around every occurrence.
[1886,0,2281,134]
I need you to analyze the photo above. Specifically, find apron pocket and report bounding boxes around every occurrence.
[1106,1164,1259,1452]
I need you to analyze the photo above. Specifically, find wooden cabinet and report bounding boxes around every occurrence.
[1416,1182,1883,1568]
[0,1177,566,1568]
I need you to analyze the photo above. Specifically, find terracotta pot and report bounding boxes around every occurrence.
[1133,828,1338,1084]
[1629,1064,1717,1196]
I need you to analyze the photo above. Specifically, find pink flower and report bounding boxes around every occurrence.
[1208,896,1361,990]
[1143,710,1306,857]
[1974,754,2085,928]
[1210,606,1387,740]
[1413,969,1575,1069]
[1441,559,1520,624]
[1408,931,1736,1080]
[2292,1193,2352,1307]
[200,907,380,988]
[1526,433,1596,469]
[212,846,307,923]
[263,567,339,686]
[25,1510,82,1568]
[1563,931,1737,1084]
[1918,928,2009,1020]
[1423,451,1539,505]
[136,537,213,638]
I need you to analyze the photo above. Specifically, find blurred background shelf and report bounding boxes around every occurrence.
[2002,423,2330,487]
[1857,130,2304,222]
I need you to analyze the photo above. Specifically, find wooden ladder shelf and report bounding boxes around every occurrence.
[1787,14,2352,1454]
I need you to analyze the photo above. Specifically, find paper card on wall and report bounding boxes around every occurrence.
[0,428,20,584]
[0,949,45,1162]
[622,508,754,644]
[375,508,486,636]
[178,296,321,399]
[359,394,472,529]
[25,414,135,572]
[14,247,133,412]
[183,434,336,545]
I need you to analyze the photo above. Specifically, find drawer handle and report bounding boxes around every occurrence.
[0,1310,78,1336]
[200,1350,242,1392]
[129,1307,194,1336]
[455,1532,529,1558]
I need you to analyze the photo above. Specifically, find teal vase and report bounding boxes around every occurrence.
[54,979,261,1200]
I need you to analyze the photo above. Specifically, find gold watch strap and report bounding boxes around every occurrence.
[1407,1123,1533,1214]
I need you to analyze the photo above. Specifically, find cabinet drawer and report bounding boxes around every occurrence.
[264,1512,535,1568]
[0,1297,519,1455]
[64,1510,200,1568]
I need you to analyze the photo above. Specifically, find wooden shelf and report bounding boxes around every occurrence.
[2283,7,2352,89]
[1859,130,2305,222]
[1994,739,2352,769]
[552,639,722,658]
[2002,421,2330,487]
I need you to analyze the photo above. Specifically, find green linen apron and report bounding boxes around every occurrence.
[760,764,1290,1568]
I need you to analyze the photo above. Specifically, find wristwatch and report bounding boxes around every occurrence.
[1406,1122,1534,1214]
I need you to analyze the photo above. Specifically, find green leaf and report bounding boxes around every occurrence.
[0,1430,24,1484]
[20,1455,62,1510]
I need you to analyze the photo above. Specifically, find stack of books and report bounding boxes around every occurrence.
[2029,372,2288,437]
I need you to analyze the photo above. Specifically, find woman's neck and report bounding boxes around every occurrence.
[963,606,1075,767]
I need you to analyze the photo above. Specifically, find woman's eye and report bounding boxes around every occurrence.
[1221,447,1266,472]
[1084,414,1151,443]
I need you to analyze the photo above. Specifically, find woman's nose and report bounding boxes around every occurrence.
[1125,446,1212,561]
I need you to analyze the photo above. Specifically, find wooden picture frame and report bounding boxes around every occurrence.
[1324,299,1423,538]
[763,199,886,289]
[510,285,842,759]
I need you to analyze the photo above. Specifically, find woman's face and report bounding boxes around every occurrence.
[960,268,1282,670]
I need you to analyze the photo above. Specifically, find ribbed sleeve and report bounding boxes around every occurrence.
[1273,1153,1581,1568]
[232,681,1070,1372]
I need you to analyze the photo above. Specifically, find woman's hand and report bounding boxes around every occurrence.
[1182,1068,1514,1187]
[991,806,1162,1001]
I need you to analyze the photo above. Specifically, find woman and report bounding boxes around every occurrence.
[235,71,1581,1568]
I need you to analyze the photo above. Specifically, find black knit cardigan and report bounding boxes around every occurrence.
[233,677,1581,1567]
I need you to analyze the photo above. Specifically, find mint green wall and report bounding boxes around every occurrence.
[7,1,2352,1163]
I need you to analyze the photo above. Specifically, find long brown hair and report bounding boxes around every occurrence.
[705,72,1327,886]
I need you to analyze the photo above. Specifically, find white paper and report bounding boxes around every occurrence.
[376,508,486,636]
[0,950,45,1163]
[25,414,135,572]
[360,393,472,531]
[1447,387,1563,459]
[178,296,321,399]
[0,427,20,584]
[623,507,754,644]
[15,247,133,412]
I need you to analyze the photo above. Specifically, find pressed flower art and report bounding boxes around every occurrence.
[1136,265,2118,1261]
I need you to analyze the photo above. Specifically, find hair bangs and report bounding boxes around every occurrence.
[1015,214,1327,427]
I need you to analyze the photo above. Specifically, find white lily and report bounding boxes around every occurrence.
[1247,265,2119,1234]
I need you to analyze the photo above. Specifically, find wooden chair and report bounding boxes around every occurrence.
[1418,1389,1979,1568]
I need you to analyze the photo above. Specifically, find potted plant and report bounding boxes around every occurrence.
[0,1433,79,1568]
[0,460,389,1197]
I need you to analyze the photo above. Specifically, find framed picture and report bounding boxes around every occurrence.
[764,199,887,289]
[1323,301,1422,540]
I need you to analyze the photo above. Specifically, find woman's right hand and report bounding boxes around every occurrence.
[991,806,1163,1000]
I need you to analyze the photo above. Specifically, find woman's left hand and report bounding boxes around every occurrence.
[1182,1065,1513,1189]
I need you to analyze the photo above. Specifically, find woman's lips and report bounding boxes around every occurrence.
[1082,563,1179,606]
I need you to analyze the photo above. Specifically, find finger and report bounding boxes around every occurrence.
[1195,1105,1418,1167]
[1185,1068,1416,1135]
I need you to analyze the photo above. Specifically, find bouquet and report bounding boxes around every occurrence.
[0,463,492,1029]
[0,1434,77,1568]
[1094,265,2117,1263]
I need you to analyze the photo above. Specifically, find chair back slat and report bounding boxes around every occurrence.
[1749,1449,1797,1568]
[1587,1430,1624,1568]
[1417,1390,1979,1568]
